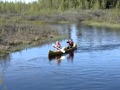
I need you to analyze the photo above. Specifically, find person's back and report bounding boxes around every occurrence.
[55,41,61,50]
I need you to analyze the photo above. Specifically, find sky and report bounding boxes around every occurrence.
[1,0,38,3]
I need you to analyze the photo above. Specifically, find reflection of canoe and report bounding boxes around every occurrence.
[49,55,66,61]
[48,44,77,58]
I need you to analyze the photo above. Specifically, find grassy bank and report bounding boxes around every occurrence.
[0,35,66,57]
[0,16,66,56]
[1,10,120,26]
[83,21,120,29]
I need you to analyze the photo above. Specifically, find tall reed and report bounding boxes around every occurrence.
[0,69,4,86]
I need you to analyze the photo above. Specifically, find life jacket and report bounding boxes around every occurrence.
[69,41,73,47]
[68,41,74,47]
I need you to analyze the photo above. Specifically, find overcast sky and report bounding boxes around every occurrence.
[1,0,38,3]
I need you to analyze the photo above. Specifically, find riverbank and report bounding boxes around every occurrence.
[0,36,65,57]
[1,10,120,25]
[82,21,120,29]
[0,20,66,56]
[21,10,120,27]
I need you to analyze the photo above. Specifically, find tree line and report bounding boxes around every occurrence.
[39,0,120,10]
[0,0,120,14]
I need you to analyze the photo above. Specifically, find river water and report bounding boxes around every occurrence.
[0,24,120,90]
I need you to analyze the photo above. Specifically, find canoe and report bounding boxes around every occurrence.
[48,43,77,57]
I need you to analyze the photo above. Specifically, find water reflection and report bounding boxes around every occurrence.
[49,55,63,65]
[0,54,11,68]
[75,24,120,50]
[67,51,74,63]
[56,55,63,65]
[48,51,75,65]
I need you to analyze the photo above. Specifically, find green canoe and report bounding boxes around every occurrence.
[48,44,77,57]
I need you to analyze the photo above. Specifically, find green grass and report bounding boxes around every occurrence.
[0,69,4,85]
[0,80,2,85]
[58,21,71,24]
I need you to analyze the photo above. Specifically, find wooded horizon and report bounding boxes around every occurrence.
[0,0,120,14]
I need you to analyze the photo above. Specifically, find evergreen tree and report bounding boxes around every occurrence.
[93,0,100,10]
[101,0,106,9]
[116,0,120,10]
[77,0,83,9]
[0,0,120,14]
[84,0,89,9]
[29,2,39,14]
[59,0,66,11]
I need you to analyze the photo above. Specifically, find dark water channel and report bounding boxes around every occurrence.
[0,24,120,90]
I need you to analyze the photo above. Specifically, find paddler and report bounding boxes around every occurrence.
[67,39,74,48]
[54,41,61,50]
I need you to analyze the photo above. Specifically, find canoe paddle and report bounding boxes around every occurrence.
[52,44,65,53]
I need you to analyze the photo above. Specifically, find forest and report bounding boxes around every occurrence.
[0,0,120,15]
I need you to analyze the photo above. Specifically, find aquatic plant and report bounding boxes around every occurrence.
[0,69,4,86]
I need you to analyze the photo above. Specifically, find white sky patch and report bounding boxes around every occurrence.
[1,0,38,3]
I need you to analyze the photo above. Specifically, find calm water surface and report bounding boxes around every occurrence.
[0,24,120,90]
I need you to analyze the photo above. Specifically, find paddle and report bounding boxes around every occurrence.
[52,44,65,53]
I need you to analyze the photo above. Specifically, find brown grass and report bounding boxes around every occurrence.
[0,17,63,56]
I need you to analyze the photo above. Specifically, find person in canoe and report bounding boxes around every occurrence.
[67,39,74,48]
[52,41,65,53]
[54,41,62,50]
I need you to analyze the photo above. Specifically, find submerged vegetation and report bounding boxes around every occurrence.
[0,69,4,88]
[0,0,120,56]
[0,68,7,90]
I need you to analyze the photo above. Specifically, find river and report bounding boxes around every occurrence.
[0,24,120,90]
